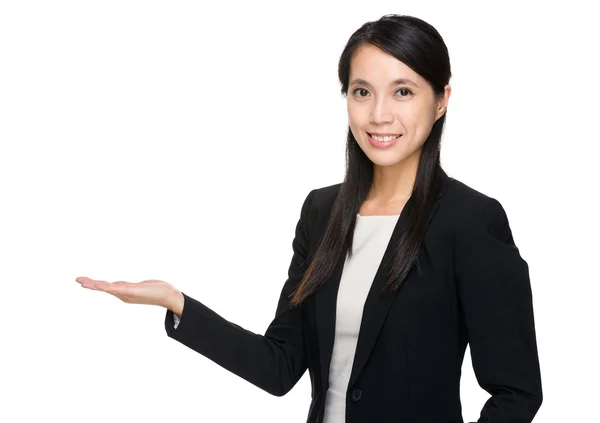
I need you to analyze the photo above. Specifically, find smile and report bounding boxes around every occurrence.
[367,132,402,149]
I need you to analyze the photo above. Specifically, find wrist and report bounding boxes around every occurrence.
[167,288,185,317]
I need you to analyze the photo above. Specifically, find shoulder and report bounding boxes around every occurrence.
[417,175,516,243]
[443,176,508,219]
[300,182,342,215]
[311,182,342,207]
[303,177,508,216]
[444,177,515,244]
[302,177,513,231]
[296,182,342,238]
[445,177,495,208]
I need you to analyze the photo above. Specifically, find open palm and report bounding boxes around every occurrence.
[75,276,175,308]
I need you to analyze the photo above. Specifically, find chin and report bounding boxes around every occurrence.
[367,144,424,169]
[368,156,407,167]
[357,143,405,166]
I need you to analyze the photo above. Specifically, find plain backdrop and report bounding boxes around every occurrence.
[1,1,598,422]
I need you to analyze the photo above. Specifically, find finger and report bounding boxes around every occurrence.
[75,276,94,285]
[97,281,126,294]
[78,278,114,292]
[75,277,108,290]
[75,277,102,290]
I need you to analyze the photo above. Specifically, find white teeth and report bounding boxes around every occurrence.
[371,134,400,142]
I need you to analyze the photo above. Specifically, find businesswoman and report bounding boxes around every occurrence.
[76,14,543,423]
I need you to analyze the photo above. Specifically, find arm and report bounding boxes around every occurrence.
[454,198,543,422]
[166,290,184,328]
[164,189,315,396]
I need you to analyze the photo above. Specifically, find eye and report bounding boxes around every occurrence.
[395,87,413,97]
[352,88,369,98]
[352,87,370,98]
[351,87,412,98]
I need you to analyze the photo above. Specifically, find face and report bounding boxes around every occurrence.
[347,44,450,170]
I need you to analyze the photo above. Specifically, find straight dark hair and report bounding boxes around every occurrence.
[290,15,452,306]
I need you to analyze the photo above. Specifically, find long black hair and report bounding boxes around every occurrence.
[290,14,452,306]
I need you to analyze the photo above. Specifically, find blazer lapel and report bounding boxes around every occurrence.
[314,172,452,394]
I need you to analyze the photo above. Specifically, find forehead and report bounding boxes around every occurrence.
[349,44,424,86]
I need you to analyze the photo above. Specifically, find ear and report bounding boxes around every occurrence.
[435,84,451,121]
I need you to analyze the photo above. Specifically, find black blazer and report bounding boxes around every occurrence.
[164,171,543,423]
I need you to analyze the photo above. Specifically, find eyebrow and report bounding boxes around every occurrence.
[349,78,419,88]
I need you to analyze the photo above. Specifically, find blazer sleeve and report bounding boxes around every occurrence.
[454,198,543,422]
[164,189,315,397]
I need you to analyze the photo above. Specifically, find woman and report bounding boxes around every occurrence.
[76,14,543,423]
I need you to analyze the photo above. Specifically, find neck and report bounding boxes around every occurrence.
[368,153,419,204]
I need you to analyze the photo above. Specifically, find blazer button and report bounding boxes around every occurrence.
[350,388,362,402]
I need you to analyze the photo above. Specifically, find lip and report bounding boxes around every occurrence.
[367,132,401,149]
[369,132,400,136]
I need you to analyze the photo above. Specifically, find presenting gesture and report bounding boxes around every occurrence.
[75,276,184,316]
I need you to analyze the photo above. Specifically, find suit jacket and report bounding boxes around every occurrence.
[164,171,543,423]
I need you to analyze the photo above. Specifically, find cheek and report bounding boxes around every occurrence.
[404,105,435,131]
[349,124,362,142]
[347,101,368,123]
[347,103,357,123]
[347,116,362,137]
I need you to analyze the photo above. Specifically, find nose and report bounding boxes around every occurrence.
[369,97,394,125]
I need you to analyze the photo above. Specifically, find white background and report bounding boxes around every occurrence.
[1,1,598,422]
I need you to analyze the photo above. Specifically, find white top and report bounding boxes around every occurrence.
[322,213,399,423]
[172,213,399,423]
